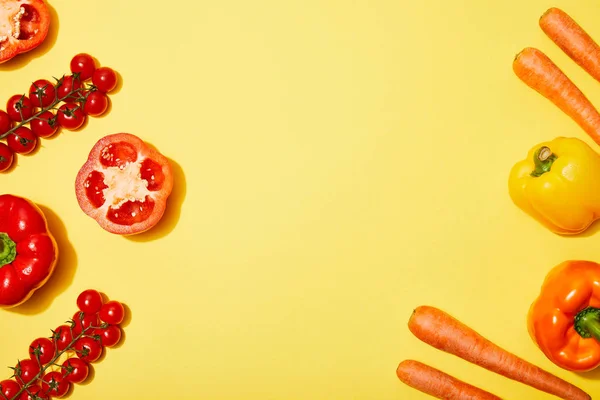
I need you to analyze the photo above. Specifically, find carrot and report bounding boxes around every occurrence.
[540,8,600,84]
[512,47,600,146]
[396,359,502,400]
[408,306,590,400]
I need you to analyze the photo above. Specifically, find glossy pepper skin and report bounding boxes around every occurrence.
[508,137,600,234]
[529,260,600,372]
[0,194,58,307]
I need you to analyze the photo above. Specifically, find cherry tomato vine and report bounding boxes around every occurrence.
[0,289,126,400]
[0,53,119,173]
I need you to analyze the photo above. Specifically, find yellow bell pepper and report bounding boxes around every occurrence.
[508,137,600,234]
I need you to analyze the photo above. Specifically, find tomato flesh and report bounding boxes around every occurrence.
[140,158,165,191]
[84,170,108,208]
[0,1,50,63]
[100,141,137,168]
[107,197,155,225]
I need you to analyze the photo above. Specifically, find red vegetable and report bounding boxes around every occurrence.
[0,142,14,172]
[57,103,86,131]
[7,126,37,154]
[76,289,103,314]
[74,336,103,363]
[0,379,21,399]
[71,310,99,335]
[0,0,51,64]
[70,53,96,81]
[82,90,108,117]
[94,324,121,347]
[29,79,56,108]
[92,67,117,93]
[56,75,82,103]
[14,359,39,386]
[7,94,33,122]
[41,371,70,398]
[0,194,58,308]
[99,300,124,324]
[19,384,48,400]
[61,358,89,384]
[28,337,55,365]
[0,110,12,135]
[52,325,73,351]
[30,110,59,138]
[75,133,174,235]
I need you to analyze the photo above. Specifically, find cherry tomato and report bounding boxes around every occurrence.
[74,336,103,363]
[14,359,40,386]
[92,67,117,93]
[30,111,59,138]
[70,53,96,81]
[29,337,56,365]
[94,324,122,347]
[99,300,125,325]
[29,79,56,108]
[0,110,12,135]
[7,94,33,122]
[0,143,14,172]
[82,90,108,117]
[7,127,37,154]
[56,75,82,103]
[61,358,89,384]
[0,379,21,399]
[0,0,51,64]
[57,103,86,131]
[52,325,74,352]
[72,311,99,335]
[19,384,49,400]
[75,134,174,234]
[41,371,70,398]
[77,289,103,314]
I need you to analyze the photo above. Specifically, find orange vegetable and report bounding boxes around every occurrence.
[408,306,590,400]
[396,360,501,400]
[529,260,600,372]
[540,8,600,84]
[513,47,600,146]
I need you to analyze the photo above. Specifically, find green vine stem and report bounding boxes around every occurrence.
[1,312,107,400]
[0,74,94,142]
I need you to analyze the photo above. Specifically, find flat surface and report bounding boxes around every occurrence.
[1,0,600,398]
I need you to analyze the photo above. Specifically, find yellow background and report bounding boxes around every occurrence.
[2,0,600,398]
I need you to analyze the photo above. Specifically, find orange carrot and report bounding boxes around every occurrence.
[396,359,501,400]
[512,47,600,146]
[408,306,590,400]
[540,8,600,84]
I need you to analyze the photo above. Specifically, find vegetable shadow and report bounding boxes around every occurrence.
[8,205,77,315]
[574,220,600,238]
[0,2,60,71]
[126,157,186,242]
[577,368,600,380]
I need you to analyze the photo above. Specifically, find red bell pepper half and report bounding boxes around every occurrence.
[0,194,57,307]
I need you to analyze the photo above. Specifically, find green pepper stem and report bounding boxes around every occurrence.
[0,233,16,267]
[574,307,600,341]
[530,146,557,177]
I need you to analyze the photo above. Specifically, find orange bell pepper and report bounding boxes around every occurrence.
[528,260,600,372]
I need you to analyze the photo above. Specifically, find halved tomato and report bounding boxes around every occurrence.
[75,133,174,235]
[0,0,51,64]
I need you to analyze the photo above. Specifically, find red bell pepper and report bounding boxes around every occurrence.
[0,194,57,307]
